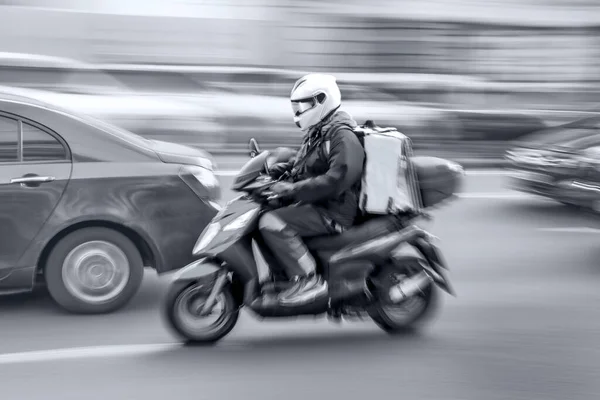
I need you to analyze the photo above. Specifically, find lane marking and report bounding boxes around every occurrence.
[0,343,179,365]
[536,227,600,233]
[457,192,532,199]
[214,169,510,177]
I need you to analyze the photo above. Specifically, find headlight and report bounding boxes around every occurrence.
[193,222,221,254]
[223,209,259,231]
[182,165,219,190]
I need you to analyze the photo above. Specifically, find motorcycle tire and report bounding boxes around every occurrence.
[163,281,239,345]
[368,281,439,334]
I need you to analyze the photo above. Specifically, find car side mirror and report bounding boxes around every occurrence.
[249,138,261,158]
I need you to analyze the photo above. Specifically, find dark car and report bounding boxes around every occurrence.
[0,91,220,314]
[505,116,600,209]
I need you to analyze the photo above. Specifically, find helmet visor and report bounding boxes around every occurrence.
[291,98,316,116]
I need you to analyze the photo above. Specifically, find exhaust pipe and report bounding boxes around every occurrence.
[389,271,433,303]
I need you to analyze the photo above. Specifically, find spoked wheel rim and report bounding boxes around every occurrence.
[62,240,131,304]
[173,285,232,339]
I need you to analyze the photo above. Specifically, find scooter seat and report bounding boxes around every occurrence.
[305,215,399,254]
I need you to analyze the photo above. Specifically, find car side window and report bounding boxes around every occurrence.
[22,122,67,162]
[0,116,18,163]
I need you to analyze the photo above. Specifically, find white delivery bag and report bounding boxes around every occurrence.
[356,125,421,215]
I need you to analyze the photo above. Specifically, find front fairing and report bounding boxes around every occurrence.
[232,152,270,191]
[232,147,297,191]
[171,259,221,283]
[192,196,261,257]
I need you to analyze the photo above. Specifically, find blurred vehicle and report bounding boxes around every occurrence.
[506,116,600,209]
[450,110,546,141]
[0,52,221,139]
[178,79,456,148]
[100,65,463,145]
[163,140,461,344]
[0,90,220,314]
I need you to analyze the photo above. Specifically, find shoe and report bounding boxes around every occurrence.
[278,275,328,307]
[277,275,314,299]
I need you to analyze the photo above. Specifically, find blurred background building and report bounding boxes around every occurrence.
[0,0,599,151]
[1,0,598,78]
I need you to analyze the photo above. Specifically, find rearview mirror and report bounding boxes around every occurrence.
[249,138,261,158]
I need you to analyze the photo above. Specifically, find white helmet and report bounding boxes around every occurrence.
[290,73,341,132]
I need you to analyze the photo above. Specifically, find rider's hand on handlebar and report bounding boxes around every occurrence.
[270,182,295,198]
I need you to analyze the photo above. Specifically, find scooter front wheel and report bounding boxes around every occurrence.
[163,281,239,344]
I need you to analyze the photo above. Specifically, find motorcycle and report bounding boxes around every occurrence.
[163,139,461,344]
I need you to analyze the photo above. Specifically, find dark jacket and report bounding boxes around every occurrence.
[271,110,365,229]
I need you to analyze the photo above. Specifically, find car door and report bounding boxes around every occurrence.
[0,114,72,279]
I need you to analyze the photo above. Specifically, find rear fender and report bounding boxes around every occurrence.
[390,243,455,296]
[411,236,449,271]
[390,243,429,271]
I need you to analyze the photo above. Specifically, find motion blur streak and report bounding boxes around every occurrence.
[1,1,600,399]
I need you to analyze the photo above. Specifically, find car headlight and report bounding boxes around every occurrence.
[182,165,219,190]
[207,200,222,211]
[195,156,216,171]
[223,209,259,231]
[193,222,221,254]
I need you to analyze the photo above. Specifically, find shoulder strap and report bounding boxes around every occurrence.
[320,123,353,159]
[289,135,325,179]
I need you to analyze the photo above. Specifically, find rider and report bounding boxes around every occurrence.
[258,73,365,307]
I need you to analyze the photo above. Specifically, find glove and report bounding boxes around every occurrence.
[270,182,295,197]
[269,162,293,178]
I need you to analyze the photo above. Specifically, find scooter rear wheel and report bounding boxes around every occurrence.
[368,275,439,334]
[163,281,239,344]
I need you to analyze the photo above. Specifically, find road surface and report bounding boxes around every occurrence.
[1,167,600,400]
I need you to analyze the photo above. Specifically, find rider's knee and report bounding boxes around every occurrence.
[258,211,287,233]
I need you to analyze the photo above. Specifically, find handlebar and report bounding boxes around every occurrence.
[261,190,281,201]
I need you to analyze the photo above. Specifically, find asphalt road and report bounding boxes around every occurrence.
[2,167,600,400]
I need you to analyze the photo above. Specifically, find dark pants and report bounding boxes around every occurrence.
[258,204,334,278]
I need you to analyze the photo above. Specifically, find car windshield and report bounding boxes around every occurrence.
[32,97,152,147]
[75,112,152,147]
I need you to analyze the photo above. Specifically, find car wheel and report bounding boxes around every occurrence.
[45,227,144,314]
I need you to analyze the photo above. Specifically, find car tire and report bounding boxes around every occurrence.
[45,227,144,314]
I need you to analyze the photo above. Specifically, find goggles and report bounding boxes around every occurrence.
[291,97,317,116]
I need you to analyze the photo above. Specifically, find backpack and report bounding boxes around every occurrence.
[322,120,422,215]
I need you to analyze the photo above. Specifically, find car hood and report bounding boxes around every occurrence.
[149,140,215,170]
